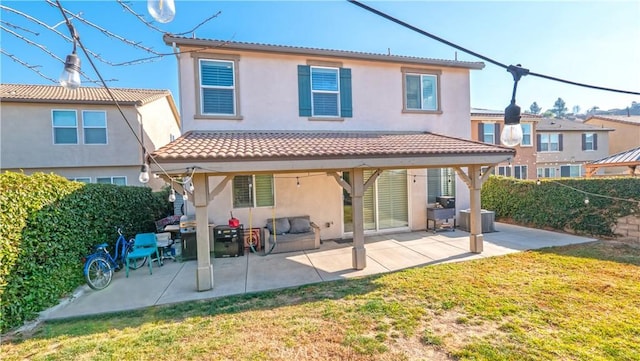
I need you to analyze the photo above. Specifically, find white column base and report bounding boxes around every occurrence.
[469,234,484,254]
[352,246,367,270]
[196,265,214,291]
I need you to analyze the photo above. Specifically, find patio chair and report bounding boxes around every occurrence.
[126,232,161,277]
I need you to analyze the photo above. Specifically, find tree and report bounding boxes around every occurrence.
[551,98,567,118]
[529,102,541,114]
[572,105,581,114]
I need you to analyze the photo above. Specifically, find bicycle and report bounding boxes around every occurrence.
[83,227,147,290]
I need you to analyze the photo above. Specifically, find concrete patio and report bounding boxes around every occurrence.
[43,222,596,320]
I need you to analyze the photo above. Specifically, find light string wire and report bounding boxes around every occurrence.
[347,0,640,96]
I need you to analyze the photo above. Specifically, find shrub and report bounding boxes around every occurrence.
[482,176,640,237]
[0,171,170,332]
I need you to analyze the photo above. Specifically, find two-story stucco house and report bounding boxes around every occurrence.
[149,36,515,291]
[535,117,613,178]
[583,115,640,175]
[471,108,541,180]
[0,84,181,189]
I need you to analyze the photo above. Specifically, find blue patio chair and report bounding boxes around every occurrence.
[126,233,161,277]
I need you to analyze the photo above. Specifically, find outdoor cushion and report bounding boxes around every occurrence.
[266,217,290,235]
[289,216,311,234]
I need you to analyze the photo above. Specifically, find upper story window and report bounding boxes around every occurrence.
[52,110,78,144]
[537,133,563,152]
[82,111,107,144]
[402,68,441,113]
[582,133,597,151]
[233,175,274,208]
[479,123,499,144]
[521,123,532,146]
[197,57,239,118]
[298,64,352,118]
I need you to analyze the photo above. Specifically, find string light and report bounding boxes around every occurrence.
[138,163,150,183]
[168,187,176,202]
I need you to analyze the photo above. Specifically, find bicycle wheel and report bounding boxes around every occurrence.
[84,257,113,290]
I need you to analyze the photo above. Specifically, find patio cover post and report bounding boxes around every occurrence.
[351,168,366,269]
[468,165,484,253]
[192,173,213,291]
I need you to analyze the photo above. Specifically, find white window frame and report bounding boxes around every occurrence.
[402,68,441,113]
[310,66,340,117]
[69,177,91,183]
[232,175,274,208]
[584,133,595,151]
[96,176,127,185]
[560,165,582,178]
[513,165,527,179]
[539,133,559,152]
[52,109,78,145]
[483,123,496,144]
[537,167,558,178]
[196,56,241,119]
[521,123,532,146]
[82,110,107,145]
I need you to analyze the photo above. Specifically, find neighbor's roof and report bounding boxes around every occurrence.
[151,131,514,162]
[585,115,640,126]
[0,83,173,106]
[536,117,614,131]
[163,34,485,70]
[470,108,542,119]
[587,146,640,167]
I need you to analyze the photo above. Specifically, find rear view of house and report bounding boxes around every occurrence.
[151,36,515,290]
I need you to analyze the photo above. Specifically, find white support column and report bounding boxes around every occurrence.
[351,168,366,269]
[468,165,483,253]
[192,173,213,291]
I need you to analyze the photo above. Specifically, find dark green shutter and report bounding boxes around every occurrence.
[298,65,312,117]
[340,68,352,117]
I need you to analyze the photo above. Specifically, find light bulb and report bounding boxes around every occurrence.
[182,191,188,201]
[584,198,590,205]
[138,164,150,183]
[168,188,176,202]
[500,123,523,147]
[59,53,81,90]
[147,0,175,23]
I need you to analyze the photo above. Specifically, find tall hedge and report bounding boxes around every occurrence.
[0,171,171,333]
[481,176,640,236]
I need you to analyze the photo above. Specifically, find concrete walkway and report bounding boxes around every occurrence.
[43,222,596,320]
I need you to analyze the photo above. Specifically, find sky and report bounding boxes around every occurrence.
[2,0,639,114]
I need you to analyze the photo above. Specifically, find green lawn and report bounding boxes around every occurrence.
[2,241,639,360]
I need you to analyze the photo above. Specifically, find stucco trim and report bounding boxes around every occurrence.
[192,54,242,120]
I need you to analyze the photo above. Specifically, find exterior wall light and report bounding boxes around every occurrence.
[148,0,176,23]
[500,64,529,147]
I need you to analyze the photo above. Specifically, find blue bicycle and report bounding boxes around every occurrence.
[83,227,147,290]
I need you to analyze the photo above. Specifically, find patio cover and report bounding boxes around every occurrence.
[585,146,640,177]
[149,130,516,290]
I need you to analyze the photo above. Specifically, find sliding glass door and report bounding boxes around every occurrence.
[343,170,408,233]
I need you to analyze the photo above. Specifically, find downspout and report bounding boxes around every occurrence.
[171,41,184,134]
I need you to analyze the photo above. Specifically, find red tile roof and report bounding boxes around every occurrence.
[151,131,514,162]
[0,84,172,105]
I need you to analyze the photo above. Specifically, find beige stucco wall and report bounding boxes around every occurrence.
[583,118,640,155]
[536,130,610,176]
[470,116,538,179]
[175,46,475,236]
[1,98,180,189]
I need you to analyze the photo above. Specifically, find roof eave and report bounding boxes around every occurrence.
[163,35,485,70]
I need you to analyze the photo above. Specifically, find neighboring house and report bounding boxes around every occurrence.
[535,117,613,178]
[151,36,515,291]
[583,115,640,175]
[0,84,181,189]
[471,108,541,179]
[585,146,640,177]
